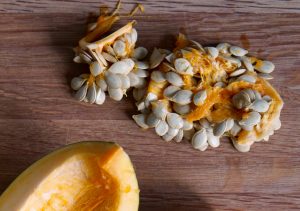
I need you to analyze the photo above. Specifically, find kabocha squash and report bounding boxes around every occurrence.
[0,142,139,211]
[132,34,283,152]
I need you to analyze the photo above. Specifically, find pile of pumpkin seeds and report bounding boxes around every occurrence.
[132,40,281,152]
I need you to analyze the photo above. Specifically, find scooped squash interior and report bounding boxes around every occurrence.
[0,142,139,211]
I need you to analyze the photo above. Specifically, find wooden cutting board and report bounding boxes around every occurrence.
[0,1,300,210]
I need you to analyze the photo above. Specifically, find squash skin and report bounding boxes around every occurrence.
[0,141,139,211]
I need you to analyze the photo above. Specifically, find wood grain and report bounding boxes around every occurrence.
[0,0,300,210]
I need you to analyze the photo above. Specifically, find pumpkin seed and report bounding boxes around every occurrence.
[229,46,248,57]
[163,85,180,99]
[105,72,122,89]
[130,28,138,44]
[193,90,207,106]
[226,118,234,131]
[183,120,193,130]
[150,48,165,69]
[183,128,195,140]
[199,118,210,129]
[136,101,145,111]
[79,51,93,63]
[151,70,166,83]
[207,131,220,148]
[108,87,123,101]
[254,60,275,74]
[231,137,251,152]
[123,58,135,70]
[86,82,97,103]
[192,128,208,149]
[152,100,168,120]
[220,55,241,67]
[216,43,231,55]
[206,47,219,59]
[132,114,149,129]
[214,81,226,88]
[174,129,184,142]
[73,55,82,63]
[173,103,191,115]
[71,77,86,90]
[95,78,108,92]
[240,124,254,131]
[144,93,158,108]
[90,61,105,77]
[237,74,256,83]
[243,89,256,101]
[174,58,193,75]
[189,40,205,52]
[95,87,106,105]
[171,90,193,105]
[128,72,140,87]
[134,77,147,88]
[108,60,133,74]
[133,47,148,60]
[135,61,149,70]
[262,95,272,103]
[166,72,184,87]
[166,113,184,129]
[213,120,227,137]
[239,111,261,126]
[113,40,126,57]
[155,120,169,136]
[146,113,161,128]
[232,91,251,109]
[165,53,175,63]
[166,127,179,138]
[230,121,241,136]
[248,99,270,113]
[253,90,262,100]
[102,52,118,63]
[119,74,130,89]
[241,56,254,72]
[229,68,246,77]
[258,73,273,80]
[103,45,116,56]
[74,83,88,101]
[135,68,149,78]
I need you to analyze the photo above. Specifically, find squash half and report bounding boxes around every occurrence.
[0,141,139,211]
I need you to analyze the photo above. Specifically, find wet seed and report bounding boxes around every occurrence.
[214,81,226,88]
[113,40,126,57]
[95,87,106,105]
[108,87,123,101]
[96,78,108,92]
[174,58,193,75]
[192,128,208,149]
[166,113,184,129]
[258,73,273,80]
[213,120,227,137]
[102,52,118,63]
[132,114,149,129]
[133,47,148,60]
[248,99,270,113]
[86,82,97,103]
[229,69,246,77]
[206,47,219,59]
[193,90,207,106]
[163,85,181,99]
[230,121,242,136]
[241,56,254,72]
[155,120,169,136]
[174,129,184,142]
[239,111,261,126]
[254,60,275,74]
[146,113,161,128]
[105,73,122,89]
[74,83,88,101]
[151,70,166,83]
[207,131,220,148]
[90,61,105,77]
[171,90,193,105]
[229,46,248,57]
[237,74,256,83]
[108,60,133,74]
[216,43,231,55]
[150,48,165,69]
[71,77,86,90]
[166,72,184,87]
[128,72,141,87]
[183,120,193,130]
[173,103,191,115]
[135,61,149,70]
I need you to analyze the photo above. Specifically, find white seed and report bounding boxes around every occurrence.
[128,72,141,87]
[73,55,82,63]
[166,113,184,129]
[123,58,135,70]
[155,120,169,136]
[130,28,138,44]
[262,95,272,103]
[206,47,219,59]
[71,77,86,90]
[135,61,149,70]
[216,43,231,55]
[239,111,261,126]
[150,48,165,69]
[199,118,210,129]
[232,91,251,109]
[146,113,161,128]
[108,87,123,101]
[144,93,158,108]
[119,74,130,90]
[133,47,148,60]
[90,61,105,77]
[207,132,220,148]
[174,129,184,142]
[193,90,207,106]
[248,99,270,113]
[136,101,145,111]
[167,127,179,138]
[214,81,226,88]
[231,137,251,152]
[165,53,175,63]
[163,85,180,99]
[166,72,184,87]
[213,120,227,137]
[102,52,118,63]
[240,124,254,131]
[244,89,256,101]
[151,70,166,83]
[132,114,149,129]
[74,83,88,101]
[229,69,246,77]
[229,46,248,57]
[173,103,191,115]
[174,58,193,75]
[226,118,234,131]
[79,51,93,63]
[230,121,242,136]
[241,56,254,72]
[86,82,97,104]
[189,40,205,52]
[253,90,262,100]
[237,74,256,83]
[105,72,122,89]
[152,100,168,120]
[254,60,275,74]
[95,78,107,92]
[192,128,208,149]
[183,120,193,130]
[221,55,241,67]
[133,88,146,101]
[95,87,106,105]
[103,45,116,56]
[113,40,126,57]
[171,90,193,105]
[135,69,149,78]
[183,127,195,140]
[258,73,273,80]
[108,60,133,74]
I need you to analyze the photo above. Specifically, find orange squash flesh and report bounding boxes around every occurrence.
[0,142,139,211]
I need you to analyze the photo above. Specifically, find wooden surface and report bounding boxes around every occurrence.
[0,1,300,210]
